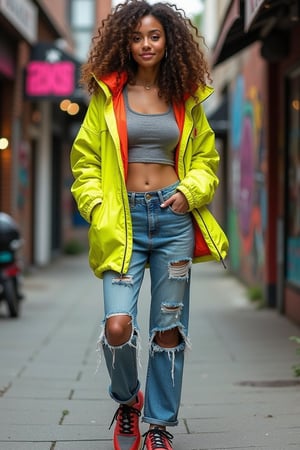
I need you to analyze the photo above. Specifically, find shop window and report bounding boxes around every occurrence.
[71,0,93,27]
[69,0,94,61]
[286,69,300,287]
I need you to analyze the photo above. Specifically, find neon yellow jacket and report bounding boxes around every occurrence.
[71,73,229,278]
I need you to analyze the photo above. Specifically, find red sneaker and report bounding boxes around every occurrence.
[110,391,144,450]
[142,428,173,449]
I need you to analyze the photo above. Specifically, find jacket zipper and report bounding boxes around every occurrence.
[101,84,128,275]
[195,209,227,269]
[120,181,129,275]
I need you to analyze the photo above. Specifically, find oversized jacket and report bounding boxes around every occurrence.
[70,72,229,278]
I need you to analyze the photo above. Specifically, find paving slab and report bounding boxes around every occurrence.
[0,444,51,450]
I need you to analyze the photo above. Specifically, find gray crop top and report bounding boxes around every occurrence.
[124,87,179,166]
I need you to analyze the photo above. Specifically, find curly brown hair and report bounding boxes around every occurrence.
[81,0,211,103]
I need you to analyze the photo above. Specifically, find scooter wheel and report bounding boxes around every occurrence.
[3,278,19,318]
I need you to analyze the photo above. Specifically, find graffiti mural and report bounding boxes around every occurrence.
[229,74,267,283]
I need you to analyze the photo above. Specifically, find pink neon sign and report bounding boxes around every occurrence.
[26,61,75,96]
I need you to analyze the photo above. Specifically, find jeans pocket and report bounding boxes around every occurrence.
[168,206,188,216]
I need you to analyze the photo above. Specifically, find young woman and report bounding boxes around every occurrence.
[70,1,228,449]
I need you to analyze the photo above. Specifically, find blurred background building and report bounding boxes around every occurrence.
[204,0,300,325]
[0,0,112,268]
[0,0,300,326]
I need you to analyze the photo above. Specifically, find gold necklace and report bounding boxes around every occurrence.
[134,81,156,90]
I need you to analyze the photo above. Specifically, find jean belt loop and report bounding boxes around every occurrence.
[131,192,136,207]
[158,190,164,204]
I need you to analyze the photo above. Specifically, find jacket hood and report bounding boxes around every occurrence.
[99,72,128,97]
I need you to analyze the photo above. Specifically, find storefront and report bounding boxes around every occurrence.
[212,0,300,324]
[1,0,85,268]
[276,24,300,323]
[0,0,38,267]
[24,42,85,264]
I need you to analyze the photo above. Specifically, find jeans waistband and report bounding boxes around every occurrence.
[128,181,179,205]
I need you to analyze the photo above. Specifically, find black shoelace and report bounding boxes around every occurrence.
[109,404,141,434]
[142,428,174,449]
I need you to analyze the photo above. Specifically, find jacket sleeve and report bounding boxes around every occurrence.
[176,104,220,211]
[70,94,103,223]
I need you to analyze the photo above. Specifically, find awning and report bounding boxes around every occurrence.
[212,0,242,67]
[24,42,86,102]
[212,0,297,66]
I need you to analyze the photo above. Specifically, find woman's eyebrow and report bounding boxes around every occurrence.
[132,29,161,34]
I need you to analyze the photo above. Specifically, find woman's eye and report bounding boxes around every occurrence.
[151,35,160,41]
[132,35,141,43]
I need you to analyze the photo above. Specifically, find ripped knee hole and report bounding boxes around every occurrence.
[168,259,191,278]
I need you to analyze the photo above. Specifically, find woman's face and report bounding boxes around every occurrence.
[130,15,166,69]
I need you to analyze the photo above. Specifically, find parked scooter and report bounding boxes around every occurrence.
[0,212,24,318]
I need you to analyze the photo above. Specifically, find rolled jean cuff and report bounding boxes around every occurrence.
[109,381,141,405]
[142,416,178,427]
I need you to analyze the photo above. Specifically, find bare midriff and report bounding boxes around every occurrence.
[126,163,178,192]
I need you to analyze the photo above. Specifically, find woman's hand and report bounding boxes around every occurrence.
[160,191,189,213]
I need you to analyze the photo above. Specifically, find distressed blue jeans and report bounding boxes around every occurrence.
[100,182,194,427]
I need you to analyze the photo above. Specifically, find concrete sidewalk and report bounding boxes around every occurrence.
[0,254,299,450]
